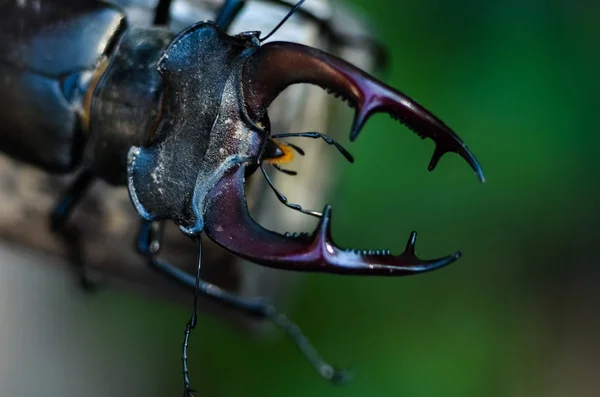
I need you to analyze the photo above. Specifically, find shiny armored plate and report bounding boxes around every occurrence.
[0,0,379,328]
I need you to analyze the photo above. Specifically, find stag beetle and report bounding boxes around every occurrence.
[0,0,484,392]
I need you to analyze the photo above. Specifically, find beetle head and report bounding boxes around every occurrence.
[127,20,485,276]
[127,22,266,234]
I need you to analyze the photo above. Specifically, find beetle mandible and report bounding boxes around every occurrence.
[0,0,484,392]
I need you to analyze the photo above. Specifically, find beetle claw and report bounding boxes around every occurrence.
[204,164,460,275]
[349,103,371,142]
[404,231,418,256]
[243,42,484,182]
[428,145,446,172]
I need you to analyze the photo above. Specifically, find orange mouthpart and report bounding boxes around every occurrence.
[266,140,295,165]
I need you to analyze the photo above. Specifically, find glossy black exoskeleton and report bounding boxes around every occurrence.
[0,0,484,393]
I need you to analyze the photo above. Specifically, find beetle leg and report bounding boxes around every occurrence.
[205,164,460,275]
[54,225,96,291]
[50,169,95,231]
[153,0,173,26]
[136,219,348,383]
[49,169,97,290]
[243,42,484,182]
[137,219,165,255]
[137,219,205,287]
[215,0,246,30]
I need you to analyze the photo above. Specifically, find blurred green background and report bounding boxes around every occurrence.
[101,1,600,396]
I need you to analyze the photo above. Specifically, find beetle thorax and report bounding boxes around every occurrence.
[127,22,264,234]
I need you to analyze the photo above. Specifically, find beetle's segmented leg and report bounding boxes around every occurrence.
[243,42,484,182]
[205,164,460,276]
[137,219,165,255]
[272,132,354,163]
[153,0,173,26]
[56,225,97,291]
[260,164,323,218]
[50,169,97,291]
[50,170,95,231]
[215,0,246,31]
[136,219,347,384]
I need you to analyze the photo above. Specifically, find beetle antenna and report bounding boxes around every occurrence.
[260,0,307,42]
[272,132,354,163]
[182,238,203,397]
[260,164,322,217]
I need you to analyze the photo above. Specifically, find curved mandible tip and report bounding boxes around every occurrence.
[243,42,484,182]
[203,164,461,275]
